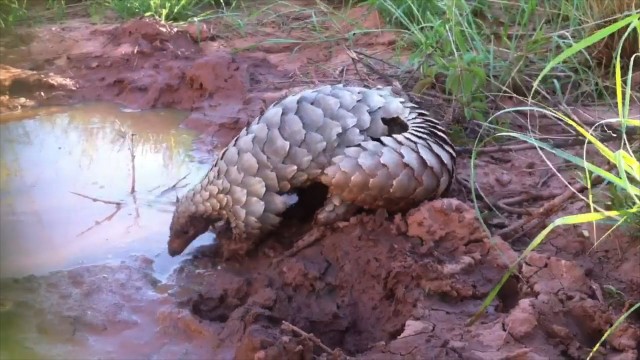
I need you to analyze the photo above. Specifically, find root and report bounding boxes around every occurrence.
[281,321,350,360]
[495,190,566,215]
[495,173,608,241]
[273,227,327,263]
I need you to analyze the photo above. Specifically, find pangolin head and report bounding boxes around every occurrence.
[167,189,218,257]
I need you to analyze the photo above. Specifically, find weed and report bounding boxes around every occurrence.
[88,1,109,23]
[469,12,639,359]
[106,0,238,22]
[47,0,67,22]
[365,0,639,122]
[0,0,27,29]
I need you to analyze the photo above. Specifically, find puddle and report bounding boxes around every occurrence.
[0,102,214,279]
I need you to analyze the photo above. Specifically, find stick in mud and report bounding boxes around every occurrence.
[158,172,191,198]
[273,227,327,263]
[281,321,349,359]
[129,133,136,194]
[76,204,123,237]
[70,191,124,206]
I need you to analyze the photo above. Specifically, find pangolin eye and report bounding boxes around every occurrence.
[182,229,190,235]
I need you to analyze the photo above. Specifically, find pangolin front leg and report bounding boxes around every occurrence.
[314,194,359,225]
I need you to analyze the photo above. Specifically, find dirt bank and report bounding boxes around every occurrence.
[0,4,638,360]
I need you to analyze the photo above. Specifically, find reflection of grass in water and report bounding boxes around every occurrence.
[0,103,195,191]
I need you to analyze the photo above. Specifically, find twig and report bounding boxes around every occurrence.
[76,204,123,237]
[495,173,608,240]
[351,49,400,69]
[344,46,402,91]
[129,133,137,194]
[348,52,370,85]
[281,321,349,359]
[70,191,124,206]
[158,172,191,197]
[455,176,491,209]
[401,55,429,87]
[274,227,327,262]
[537,171,554,188]
[495,190,565,215]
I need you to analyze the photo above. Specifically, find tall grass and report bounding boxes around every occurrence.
[106,0,235,22]
[0,0,27,29]
[469,12,639,359]
[364,0,639,122]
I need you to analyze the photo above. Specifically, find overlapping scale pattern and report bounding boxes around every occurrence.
[170,84,457,254]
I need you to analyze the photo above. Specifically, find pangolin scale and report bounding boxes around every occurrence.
[168,84,456,257]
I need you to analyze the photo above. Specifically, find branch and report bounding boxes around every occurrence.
[129,133,137,194]
[76,204,123,237]
[495,172,608,240]
[281,321,350,359]
[70,191,124,206]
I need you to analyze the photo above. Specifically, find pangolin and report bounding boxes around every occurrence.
[168,84,456,257]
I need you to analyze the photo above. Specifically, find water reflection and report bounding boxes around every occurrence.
[0,102,213,279]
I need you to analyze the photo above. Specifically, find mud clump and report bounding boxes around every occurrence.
[164,198,639,359]
[0,65,77,112]
[167,199,514,358]
[515,252,640,359]
[0,257,218,359]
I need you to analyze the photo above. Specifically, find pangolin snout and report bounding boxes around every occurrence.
[167,240,187,257]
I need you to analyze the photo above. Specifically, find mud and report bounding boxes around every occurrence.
[1,2,638,359]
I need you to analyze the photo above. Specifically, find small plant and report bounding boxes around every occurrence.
[47,0,67,22]
[469,12,640,359]
[365,0,639,123]
[106,0,236,22]
[0,0,27,29]
[88,1,108,23]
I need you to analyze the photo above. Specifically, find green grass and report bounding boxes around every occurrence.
[0,0,27,29]
[468,12,639,359]
[106,0,235,22]
[363,0,639,122]
[0,0,242,27]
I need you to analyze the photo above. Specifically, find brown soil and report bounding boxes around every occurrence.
[1,2,638,360]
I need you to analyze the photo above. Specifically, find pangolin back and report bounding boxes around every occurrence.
[168,84,456,256]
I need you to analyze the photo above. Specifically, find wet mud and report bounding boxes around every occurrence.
[0,3,638,359]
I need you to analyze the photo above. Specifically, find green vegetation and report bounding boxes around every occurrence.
[364,0,638,121]
[0,0,240,27]
[468,12,639,358]
[106,0,234,22]
[0,0,27,29]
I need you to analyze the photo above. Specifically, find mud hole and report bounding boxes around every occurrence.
[1,2,639,359]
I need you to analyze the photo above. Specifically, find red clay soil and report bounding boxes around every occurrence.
[0,5,638,360]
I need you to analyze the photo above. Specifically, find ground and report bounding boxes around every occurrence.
[0,2,638,360]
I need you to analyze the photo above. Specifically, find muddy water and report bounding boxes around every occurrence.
[0,103,214,279]
[0,103,224,360]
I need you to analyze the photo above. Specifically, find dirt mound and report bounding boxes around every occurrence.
[162,198,638,359]
[166,199,506,358]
